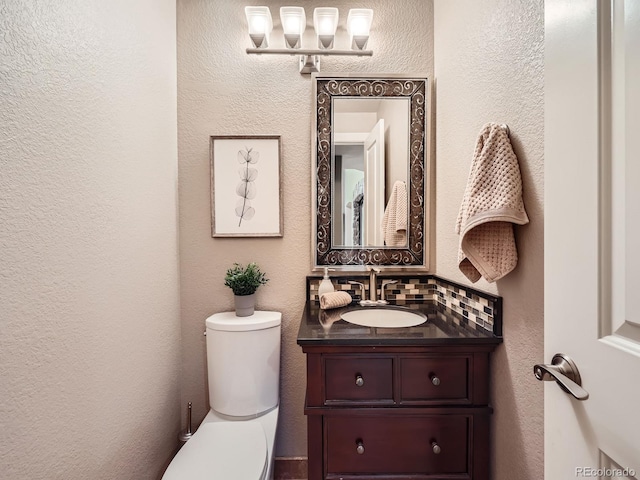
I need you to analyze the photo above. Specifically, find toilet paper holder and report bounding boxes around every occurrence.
[179,402,194,442]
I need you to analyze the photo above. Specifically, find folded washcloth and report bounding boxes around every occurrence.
[455,123,529,283]
[319,291,352,310]
[382,180,408,247]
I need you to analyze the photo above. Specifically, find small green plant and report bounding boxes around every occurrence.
[224,262,269,296]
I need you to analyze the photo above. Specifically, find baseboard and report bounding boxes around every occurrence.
[274,457,308,480]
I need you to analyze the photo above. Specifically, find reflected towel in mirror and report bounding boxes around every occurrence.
[382,180,408,247]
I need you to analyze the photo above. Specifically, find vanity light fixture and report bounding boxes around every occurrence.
[313,7,339,49]
[245,6,373,74]
[245,6,273,49]
[280,6,306,49]
[347,9,373,50]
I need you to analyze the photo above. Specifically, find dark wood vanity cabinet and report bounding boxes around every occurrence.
[301,344,496,480]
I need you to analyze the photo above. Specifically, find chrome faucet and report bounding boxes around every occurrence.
[380,280,398,303]
[348,267,390,306]
[348,280,366,302]
[348,267,398,306]
[368,267,380,302]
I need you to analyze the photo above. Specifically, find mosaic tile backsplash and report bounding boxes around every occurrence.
[308,275,502,336]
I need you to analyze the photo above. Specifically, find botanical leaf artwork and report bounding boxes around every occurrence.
[236,147,259,226]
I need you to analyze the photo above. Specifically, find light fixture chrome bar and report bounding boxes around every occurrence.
[300,55,320,74]
[246,48,373,56]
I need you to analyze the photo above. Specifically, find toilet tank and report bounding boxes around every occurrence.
[205,311,281,417]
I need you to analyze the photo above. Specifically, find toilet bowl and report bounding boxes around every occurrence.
[162,311,281,480]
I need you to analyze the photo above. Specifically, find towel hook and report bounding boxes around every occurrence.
[500,124,510,136]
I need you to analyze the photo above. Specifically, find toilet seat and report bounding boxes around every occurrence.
[162,421,267,480]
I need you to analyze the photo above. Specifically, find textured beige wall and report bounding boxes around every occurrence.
[0,1,181,479]
[434,1,544,479]
[177,0,433,456]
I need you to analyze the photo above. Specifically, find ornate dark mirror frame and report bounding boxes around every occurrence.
[312,74,430,270]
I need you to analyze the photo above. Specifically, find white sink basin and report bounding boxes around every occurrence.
[340,308,427,328]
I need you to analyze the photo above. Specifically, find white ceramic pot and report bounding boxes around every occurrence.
[234,293,256,317]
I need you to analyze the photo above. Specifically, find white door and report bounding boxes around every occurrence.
[545,0,640,478]
[363,119,385,246]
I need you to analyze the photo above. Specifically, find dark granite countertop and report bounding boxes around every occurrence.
[297,300,503,346]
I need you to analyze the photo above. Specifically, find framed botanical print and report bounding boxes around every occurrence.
[210,135,283,237]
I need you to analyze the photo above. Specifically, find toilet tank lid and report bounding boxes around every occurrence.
[206,311,282,332]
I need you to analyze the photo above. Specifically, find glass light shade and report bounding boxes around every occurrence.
[280,6,306,49]
[245,6,273,48]
[347,8,373,50]
[313,8,339,49]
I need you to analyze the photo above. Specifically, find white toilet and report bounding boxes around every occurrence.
[162,310,281,480]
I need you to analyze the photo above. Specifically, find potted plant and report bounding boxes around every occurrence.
[224,262,269,317]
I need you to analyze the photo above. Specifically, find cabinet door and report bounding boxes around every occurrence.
[326,415,469,476]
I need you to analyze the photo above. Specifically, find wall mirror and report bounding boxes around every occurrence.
[312,74,430,269]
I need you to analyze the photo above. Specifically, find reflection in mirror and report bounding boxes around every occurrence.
[332,98,409,247]
[313,75,429,269]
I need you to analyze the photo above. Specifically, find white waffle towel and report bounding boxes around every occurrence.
[455,123,529,283]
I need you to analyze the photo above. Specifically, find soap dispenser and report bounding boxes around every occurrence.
[317,267,335,297]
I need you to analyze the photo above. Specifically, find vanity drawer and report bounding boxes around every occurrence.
[400,356,470,404]
[325,415,469,476]
[324,356,393,404]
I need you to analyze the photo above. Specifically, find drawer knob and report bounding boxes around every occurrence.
[432,441,441,455]
[355,374,365,387]
[356,440,365,455]
[430,374,440,386]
